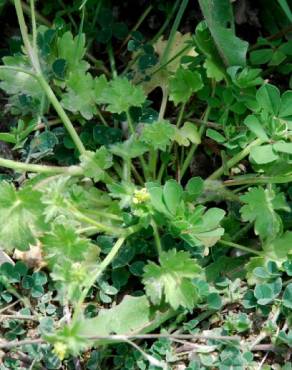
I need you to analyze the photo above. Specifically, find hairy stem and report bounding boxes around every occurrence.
[224,173,292,186]
[29,0,37,51]
[13,0,85,155]
[72,237,126,322]
[160,0,189,64]
[218,239,262,256]
[158,86,168,120]
[208,139,263,180]
[0,157,83,176]
[151,220,162,256]
[36,75,86,154]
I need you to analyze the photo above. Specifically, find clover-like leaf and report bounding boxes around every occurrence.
[57,31,89,75]
[110,136,149,159]
[174,207,226,249]
[140,120,175,151]
[174,122,201,146]
[263,231,292,262]
[256,83,281,115]
[99,77,146,114]
[40,224,91,267]
[0,182,47,251]
[80,147,113,182]
[143,249,201,309]
[169,67,203,105]
[62,73,107,120]
[240,187,289,241]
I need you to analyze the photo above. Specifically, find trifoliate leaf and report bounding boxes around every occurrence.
[57,31,89,75]
[227,66,263,88]
[143,249,201,309]
[0,182,47,251]
[80,147,113,182]
[62,73,107,119]
[263,232,292,262]
[203,58,225,81]
[250,144,279,164]
[99,77,146,114]
[140,120,175,151]
[256,83,281,115]
[240,187,288,240]
[41,224,91,266]
[147,182,225,249]
[174,207,225,249]
[244,115,269,141]
[174,122,201,146]
[254,278,282,305]
[169,67,203,105]
[110,136,149,159]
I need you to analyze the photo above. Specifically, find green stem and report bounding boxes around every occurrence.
[158,86,168,120]
[207,139,263,180]
[126,111,149,180]
[126,110,135,135]
[36,75,86,155]
[224,173,292,186]
[96,107,109,127]
[146,45,191,82]
[161,0,189,64]
[107,42,117,79]
[218,239,262,256]
[72,237,126,321]
[14,0,40,72]
[131,163,144,186]
[176,103,186,128]
[0,157,83,176]
[151,220,162,256]
[231,222,253,243]
[12,0,51,26]
[66,202,123,235]
[29,0,37,51]
[13,0,85,155]
[149,149,158,180]
[14,0,32,58]
[151,0,180,44]
[123,158,131,182]
[180,106,211,181]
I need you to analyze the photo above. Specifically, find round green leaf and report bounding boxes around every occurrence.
[207,292,222,309]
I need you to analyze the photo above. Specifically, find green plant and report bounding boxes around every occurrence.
[0,0,291,368]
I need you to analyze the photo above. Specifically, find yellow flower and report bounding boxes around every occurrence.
[53,342,67,361]
[132,188,150,204]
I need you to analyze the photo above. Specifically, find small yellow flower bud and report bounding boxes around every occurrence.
[53,342,67,361]
[132,188,150,204]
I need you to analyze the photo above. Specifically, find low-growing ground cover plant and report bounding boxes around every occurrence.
[0,0,291,368]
